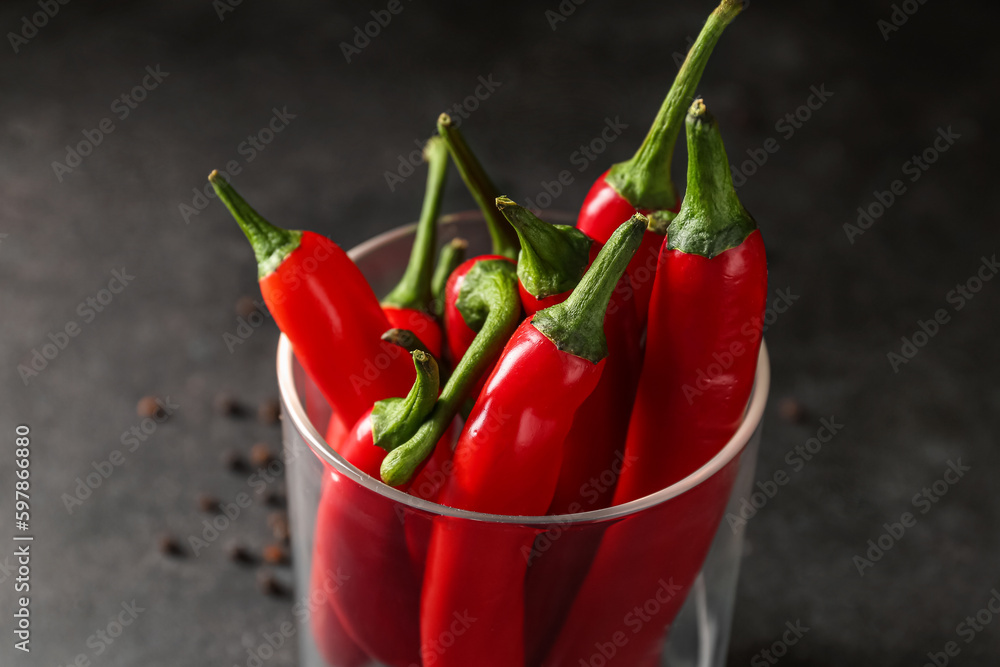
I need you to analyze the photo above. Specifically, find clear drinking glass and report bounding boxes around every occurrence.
[278,212,769,667]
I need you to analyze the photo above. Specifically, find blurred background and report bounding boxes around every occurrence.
[1,0,998,665]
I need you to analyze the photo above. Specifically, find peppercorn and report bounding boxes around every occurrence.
[136,396,165,419]
[250,443,275,468]
[262,543,290,565]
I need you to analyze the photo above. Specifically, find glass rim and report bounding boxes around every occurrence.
[276,215,770,525]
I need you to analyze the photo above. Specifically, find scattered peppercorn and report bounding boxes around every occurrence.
[235,295,259,319]
[777,397,807,423]
[262,543,290,565]
[257,398,281,425]
[264,490,286,508]
[257,570,289,597]
[221,449,249,473]
[213,391,244,417]
[227,543,256,565]
[250,443,275,468]
[158,535,184,557]
[136,395,165,419]
[197,494,222,513]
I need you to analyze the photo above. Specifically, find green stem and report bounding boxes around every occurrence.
[666,98,756,258]
[436,114,520,260]
[496,196,593,299]
[430,238,468,317]
[370,350,440,453]
[605,0,745,226]
[382,137,449,310]
[532,214,648,363]
[209,171,303,279]
[381,260,520,486]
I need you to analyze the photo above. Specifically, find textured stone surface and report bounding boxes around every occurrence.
[0,0,997,665]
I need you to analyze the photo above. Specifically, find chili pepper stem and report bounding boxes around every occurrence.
[532,214,648,363]
[381,261,521,486]
[436,114,520,260]
[371,350,440,453]
[382,137,449,311]
[431,238,468,317]
[667,98,756,257]
[381,328,433,358]
[496,196,593,299]
[604,0,745,229]
[209,171,303,278]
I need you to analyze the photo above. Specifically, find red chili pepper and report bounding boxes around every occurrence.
[381,136,450,358]
[523,273,645,665]
[544,458,740,667]
[209,173,413,431]
[381,259,522,489]
[312,351,438,667]
[443,255,514,367]
[546,99,766,666]
[307,477,370,667]
[407,216,647,667]
[618,98,766,501]
[576,0,745,320]
[313,344,456,640]
[495,196,597,315]
[490,198,646,662]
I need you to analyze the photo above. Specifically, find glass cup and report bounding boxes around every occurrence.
[277,212,769,667]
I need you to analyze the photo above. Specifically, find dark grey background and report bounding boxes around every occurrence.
[1,0,997,665]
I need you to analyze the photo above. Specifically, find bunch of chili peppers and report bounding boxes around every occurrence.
[211,1,769,665]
